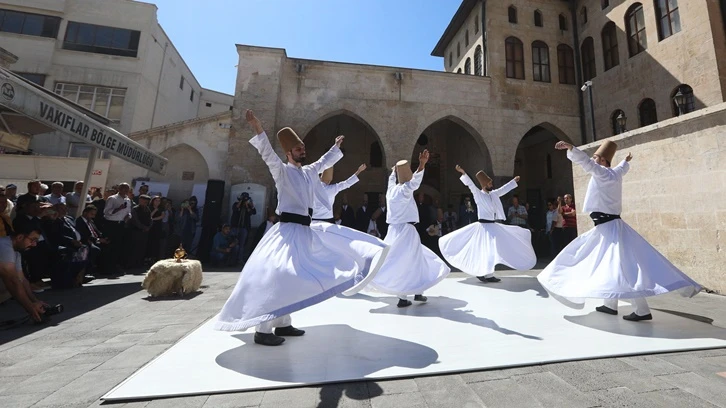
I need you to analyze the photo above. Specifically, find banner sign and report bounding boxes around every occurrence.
[0,69,167,174]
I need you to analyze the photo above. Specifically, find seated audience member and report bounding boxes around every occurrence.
[14,195,54,291]
[210,224,239,266]
[77,205,111,277]
[46,203,87,288]
[0,224,48,321]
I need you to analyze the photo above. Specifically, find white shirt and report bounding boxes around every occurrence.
[460,174,518,221]
[65,192,91,209]
[568,147,629,215]
[312,174,359,219]
[44,193,66,205]
[104,194,132,222]
[250,132,343,217]
[386,169,424,225]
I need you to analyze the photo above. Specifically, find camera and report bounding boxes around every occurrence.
[42,304,64,317]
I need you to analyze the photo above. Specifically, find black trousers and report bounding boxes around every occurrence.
[105,221,127,270]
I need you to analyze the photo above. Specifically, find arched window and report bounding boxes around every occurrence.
[671,84,695,116]
[581,37,596,81]
[534,10,543,27]
[457,68,462,74]
[465,58,472,75]
[655,0,681,40]
[449,51,453,68]
[505,37,525,79]
[581,7,588,24]
[369,142,383,168]
[559,14,568,31]
[508,6,518,24]
[532,41,550,82]
[601,22,619,70]
[611,109,625,135]
[557,44,575,84]
[626,3,647,56]
[474,45,483,76]
[639,98,658,126]
[457,42,461,58]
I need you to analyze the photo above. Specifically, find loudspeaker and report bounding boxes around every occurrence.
[197,179,225,263]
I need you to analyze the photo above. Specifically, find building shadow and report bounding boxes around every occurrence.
[215,324,439,383]
[564,308,726,340]
[0,281,142,344]
[316,381,383,408]
[357,294,542,341]
[456,275,550,298]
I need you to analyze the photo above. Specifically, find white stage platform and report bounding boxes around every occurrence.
[103,276,726,401]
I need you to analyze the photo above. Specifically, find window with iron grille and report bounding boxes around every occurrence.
[474,45,483,76]
[465,58,472,75]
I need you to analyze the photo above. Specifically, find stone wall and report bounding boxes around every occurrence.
[571,103,726,293]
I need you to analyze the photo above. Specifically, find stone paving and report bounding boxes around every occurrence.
[1,269,726,408]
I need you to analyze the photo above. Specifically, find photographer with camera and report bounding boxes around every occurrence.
[0,224,49,322]
[230,192,256,261]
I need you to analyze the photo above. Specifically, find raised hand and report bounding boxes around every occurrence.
[514,176,520,182]
[625,152,633,162]
[455,164,465,174]
[335,135,345,147]
[555,141,573,151]
[419,149,430,165]
[245,109,263,134]
[356,164,367,175]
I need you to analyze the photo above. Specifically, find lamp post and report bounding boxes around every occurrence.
[581,81,596,141]
[616,112,627,134]
[673,89,685,116]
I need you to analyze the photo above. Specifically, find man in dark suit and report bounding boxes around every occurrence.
[47,203,87,287]
[339,194,356,229]
[77,205,112,277]
[355,194,373,233]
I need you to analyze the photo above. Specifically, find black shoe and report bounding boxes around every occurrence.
[596,306,618,315]
[414,295,427,302]
[477,276,501,283]
[397,299,412,308]
[623,312,653,322]
[254,332,285,346]
[274,326,306,336]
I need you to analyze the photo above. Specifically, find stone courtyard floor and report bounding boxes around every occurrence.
[1,268,726,408]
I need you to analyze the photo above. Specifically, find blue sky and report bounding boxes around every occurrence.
[150,0,462,94]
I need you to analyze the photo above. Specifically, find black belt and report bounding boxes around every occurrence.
[280,209,313,226]
[478,219,495,224]
[312,217,335,223]
[590,212,621,226]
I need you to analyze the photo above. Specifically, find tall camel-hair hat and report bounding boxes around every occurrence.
[277,127,304,152]
[395,160,413,183]
[594,140,618,164]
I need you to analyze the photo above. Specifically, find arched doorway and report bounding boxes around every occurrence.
[409,117,492,214]
[513,124,574,235]
[154,144,210,203]
[303,112,386,212]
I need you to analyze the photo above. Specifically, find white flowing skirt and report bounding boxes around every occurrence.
[439,222,536,276]
[537,219,701,308]
[215,221,389,331]
[368,223,450,296]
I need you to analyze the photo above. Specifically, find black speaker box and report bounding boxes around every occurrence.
[197,179,225,263]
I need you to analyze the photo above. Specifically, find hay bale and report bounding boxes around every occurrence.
[142,259,203,297]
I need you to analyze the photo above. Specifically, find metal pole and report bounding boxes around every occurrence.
[588,86,596,141]
[77,147,98,219]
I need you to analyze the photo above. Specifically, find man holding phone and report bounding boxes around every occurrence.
[103,183,132,275]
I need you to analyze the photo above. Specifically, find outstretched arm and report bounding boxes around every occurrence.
[613,153,632,178]
[246,110,284,182]
[334,165,365,195]
[493,176,520,198]
[307,136,344,175]
[556,141,615,182]
[456,165,482,197]
[403,150,429,192]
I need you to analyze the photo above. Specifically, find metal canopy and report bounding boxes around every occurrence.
[0,67,167,174]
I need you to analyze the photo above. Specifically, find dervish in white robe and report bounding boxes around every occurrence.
[215,111,388,345]
[312,165,364,223]
[537,140,701,321]
[439,166,536,282]
[365,151,450,307]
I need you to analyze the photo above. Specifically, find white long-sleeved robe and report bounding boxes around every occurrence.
[215,132,388,331]
[312,174,359,220]
[365,169,450,296]
[537,146,701,307]
[439,174,536,275]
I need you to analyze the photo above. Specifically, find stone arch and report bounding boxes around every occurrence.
[412,109,493,160]
[153,143,210,203]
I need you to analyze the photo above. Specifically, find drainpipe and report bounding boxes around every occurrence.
[570,0,587,145]
[150,41,168,129]
[481,0,489,76]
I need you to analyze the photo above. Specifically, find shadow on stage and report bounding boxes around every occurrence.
[215,324,439,383]
[348,293,542,341]
[564,307,726,340]
[456,275,550,298]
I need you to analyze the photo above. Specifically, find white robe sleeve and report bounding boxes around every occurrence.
[334,174,360,195]
[249,132,284,183]
[459,174,482,196]
[612,160,630,178]
[493,178,518,198]
[387,169,397,190]
[567,147,617,182]
[402,169,424,194]
[305,145,344,175]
